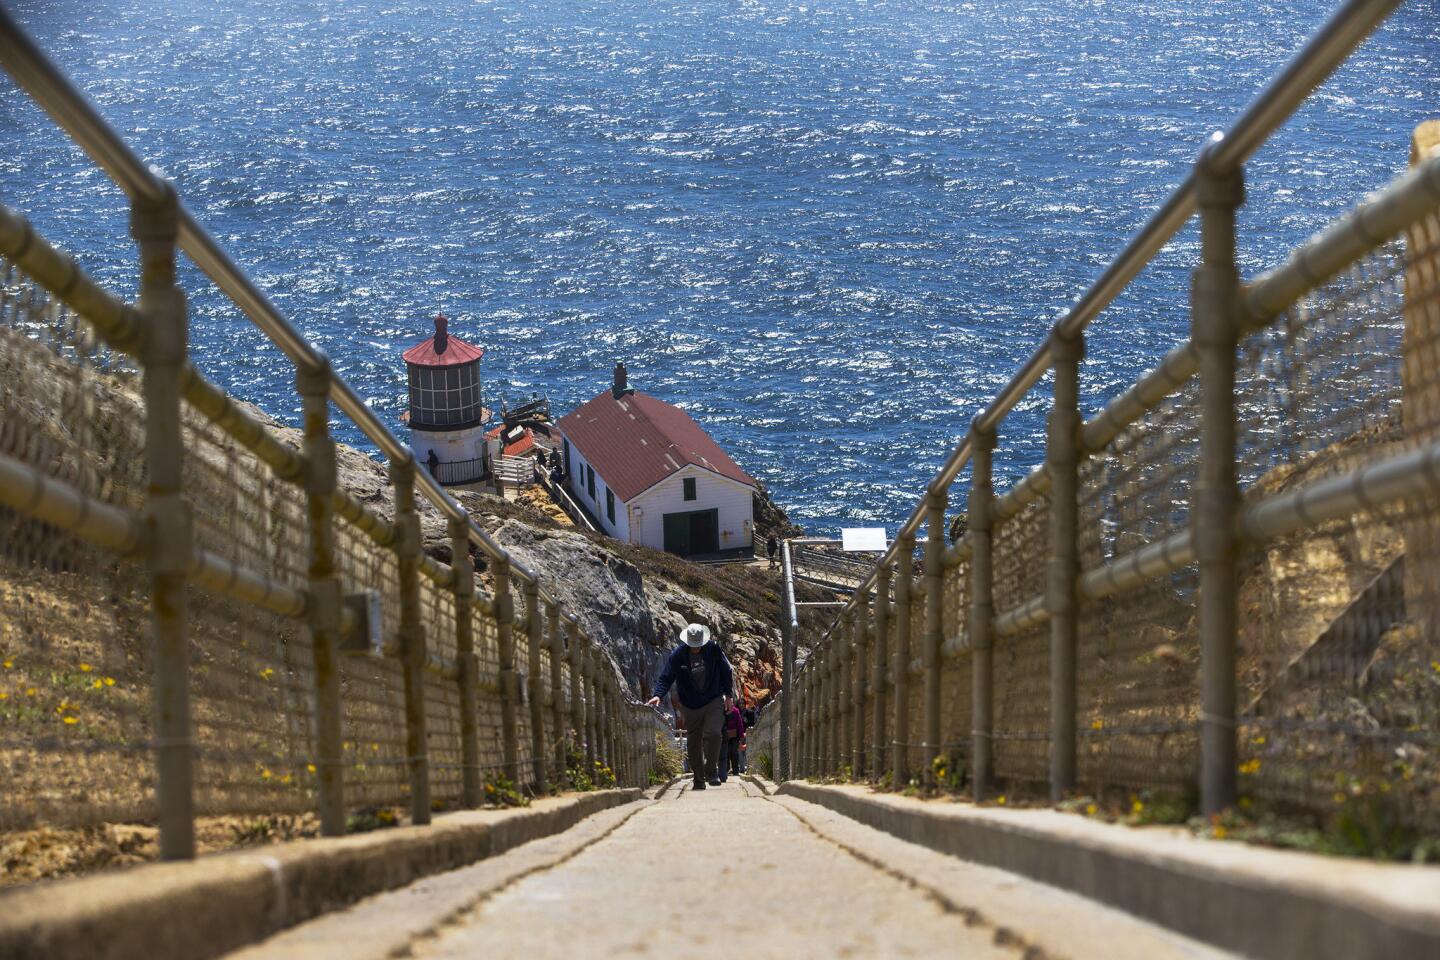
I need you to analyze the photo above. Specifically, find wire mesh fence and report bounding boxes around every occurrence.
[788,142,1440,848]
[0,210,657,878]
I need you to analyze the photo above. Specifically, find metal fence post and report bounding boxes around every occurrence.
[133,185,195,860]
[838,611,853,775]
[546,602,566,787]
[568,621,584,774]
[523,581,548,793]
[449,518,481,809]
[584,642,599,771]
[779,539,797,781]
[298,357,345,835]
[391,458,431,825]
[852,593,868,776]
[892,535,914,789]
[872,564,891,781]
[492,556,521,787]
[968,424,997,802]
[1048,330,1084,802]
[1193,138,1245,816]
[923,492,946,779]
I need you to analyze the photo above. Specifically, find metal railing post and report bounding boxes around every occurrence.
[852,593,868,776]
[584,642,599,771]
[449,518,481,808]
[1193,138,1245,815]
[968,425,997,801]
[524,581,548,793]
[391,458,431,824]
[298,358,345,834]
[547,603,566,787]
[492,557,521,787]
[872,564,891,781]
[892,535,914,788]
[838,611,853,775]
[779,539,797,781]
[134,185,195,860]
[923,493,946,779]
[567,620,584,766]
[1048,330,1084,802]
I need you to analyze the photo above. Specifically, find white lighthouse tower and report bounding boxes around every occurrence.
[403,313,489,485]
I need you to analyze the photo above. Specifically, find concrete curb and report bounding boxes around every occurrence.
[741,773,776,795]
[777,782,1440,960]
[0,789,641,960]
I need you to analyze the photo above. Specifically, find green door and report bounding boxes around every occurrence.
[663,512,691,555]
[663,509,719,556]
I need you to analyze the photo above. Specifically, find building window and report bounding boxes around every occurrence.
[683,477,696,501]
[606,488,615,524]
[408,364,481,428]
[587,466,596,499]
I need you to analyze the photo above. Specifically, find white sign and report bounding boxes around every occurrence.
[840,527,887,552]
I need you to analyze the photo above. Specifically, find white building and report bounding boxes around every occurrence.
[402,313,489,485]
[557,364,757,557]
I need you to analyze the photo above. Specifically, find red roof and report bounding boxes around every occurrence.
[486,424,536,457]
[402,314,484,368]
[557,390,756,502]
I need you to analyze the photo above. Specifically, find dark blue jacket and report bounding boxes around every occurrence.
[652,642,732,710]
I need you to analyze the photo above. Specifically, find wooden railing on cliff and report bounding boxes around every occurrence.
[782,0,1440,838]
[0,11,666,861]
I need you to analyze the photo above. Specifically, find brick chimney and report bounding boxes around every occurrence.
[433,313,448,355]
[612,361,634,399]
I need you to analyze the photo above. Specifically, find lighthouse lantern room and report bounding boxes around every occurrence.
[403,313,489,485]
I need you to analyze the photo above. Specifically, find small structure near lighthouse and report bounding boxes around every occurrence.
[402,313,489,486]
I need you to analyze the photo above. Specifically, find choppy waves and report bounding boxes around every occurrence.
[2,0,1437,530]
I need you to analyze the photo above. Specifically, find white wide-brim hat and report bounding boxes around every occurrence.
[681,623,712,648]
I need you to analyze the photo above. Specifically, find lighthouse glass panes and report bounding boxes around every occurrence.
[408,363,481,429]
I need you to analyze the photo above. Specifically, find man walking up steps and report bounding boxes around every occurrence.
[647,623,732,790]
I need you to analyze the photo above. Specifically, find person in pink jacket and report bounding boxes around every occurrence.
[720,696,746,781]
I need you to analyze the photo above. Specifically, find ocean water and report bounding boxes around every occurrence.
[2,0,1437,532]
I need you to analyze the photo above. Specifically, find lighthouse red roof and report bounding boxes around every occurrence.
[402,314,484,367]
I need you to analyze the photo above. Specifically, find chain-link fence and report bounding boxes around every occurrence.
[788,123,1440,846]
[0,202,660,869]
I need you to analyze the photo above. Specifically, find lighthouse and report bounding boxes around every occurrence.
[402,313,489,485]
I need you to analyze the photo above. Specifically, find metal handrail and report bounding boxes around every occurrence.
[808,0,1403,640]
[0,8,566,614]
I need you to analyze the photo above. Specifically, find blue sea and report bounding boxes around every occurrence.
[2,0,1437,532]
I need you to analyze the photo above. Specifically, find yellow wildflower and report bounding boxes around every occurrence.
[261,768,273,780]
[307,763,317,774]
[1250,735,1265,746]
[0,692,7,700]
[259,667,275,681]
[63,716,79,725]
[26,688,37,697]
[1084,803,1097,816]
[996,795,1007,806]
[280,774,293,785]
[91,679,103,690]
[1212,824,1227,840]
[2,659,12,669]
[1238,759,1261,775]
[1091,719,1103,731]
[103,677,115,687]
[79,663,92,673]
[1132,799,1145,815]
